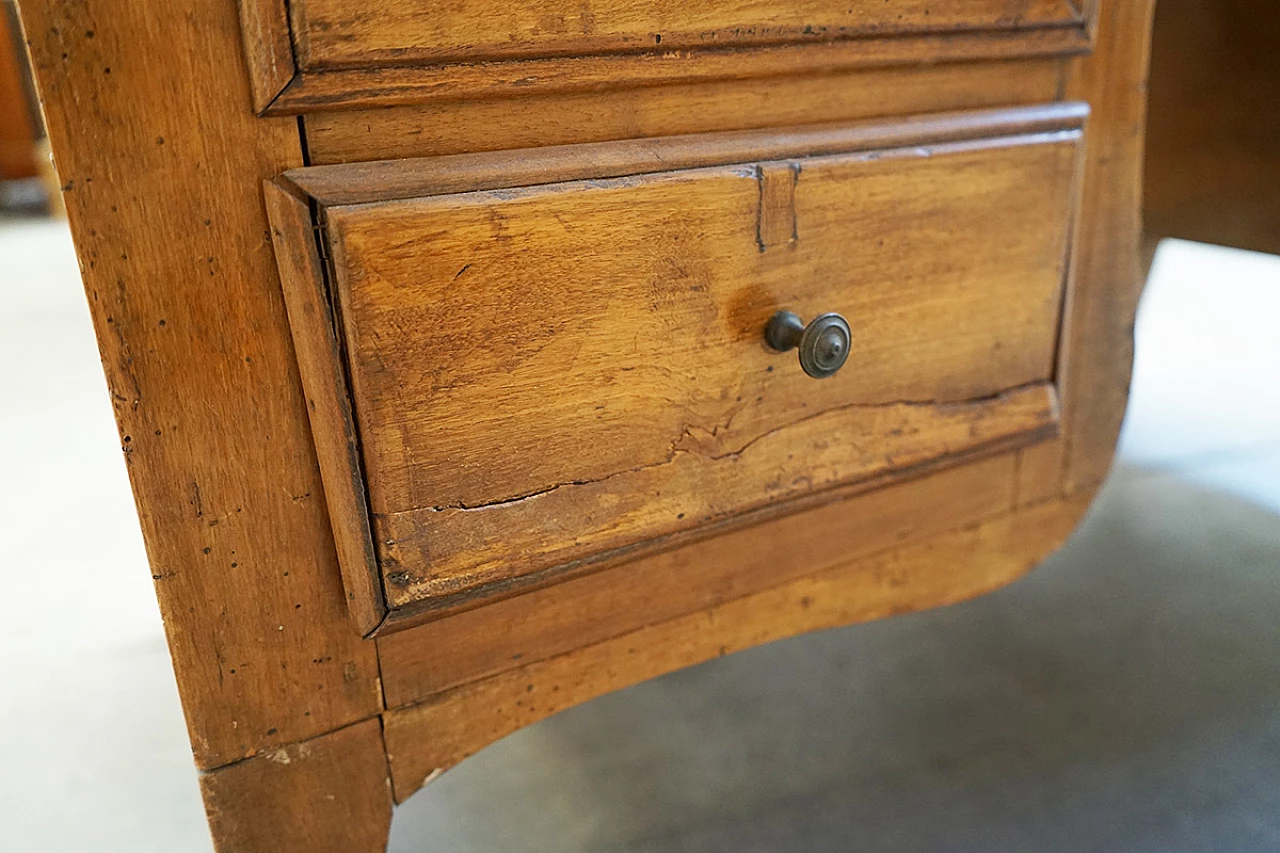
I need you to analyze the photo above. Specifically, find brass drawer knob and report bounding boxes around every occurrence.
[765,311,852,379]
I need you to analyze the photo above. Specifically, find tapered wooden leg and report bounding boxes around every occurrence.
[200,718,392,853]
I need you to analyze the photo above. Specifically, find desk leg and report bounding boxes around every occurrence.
[200,718,392,853]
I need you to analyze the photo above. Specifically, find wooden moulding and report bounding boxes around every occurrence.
[269,102,1088,633]
[236,0,1097,114]
[300,57,1068,165]
[288,102,1090,206]
[1059,0,1155,493]
[264,181,387,635]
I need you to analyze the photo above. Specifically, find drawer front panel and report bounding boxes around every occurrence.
[295,109,1082,615]
[238,1,1095,113]
[294,0,1085,68]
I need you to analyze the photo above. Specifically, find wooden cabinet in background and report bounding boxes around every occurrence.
[1144,0,1280,257]
[0,2,38,181]
[16,0,1153,850]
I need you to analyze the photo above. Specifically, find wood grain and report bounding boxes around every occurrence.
[384,494,1090,803]
[268,27,1091,114]
[377,453,1019,706]
[1015,437,1068,508]
[264,181,386,636]
[315,131,1078,613]
[757,163,800,249]
[19,0,1152,846]
[291,0,1086,68]
[233,0,294,113]
[17,0,382,769]
[201,719,392,853]
[370,387,1058,611]
[302,58,1066,165]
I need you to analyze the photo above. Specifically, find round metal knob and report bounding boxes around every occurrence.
[764,311,852,379]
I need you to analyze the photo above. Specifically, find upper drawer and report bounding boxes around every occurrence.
[267,104,1086,633]
[239,0,1097,113]
[297,0,1086,67]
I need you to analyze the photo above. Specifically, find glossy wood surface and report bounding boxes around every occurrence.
[293,102,1087,203]
[1058,0,1152,493]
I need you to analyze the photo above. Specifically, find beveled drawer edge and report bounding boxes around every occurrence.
[265,180,387,637]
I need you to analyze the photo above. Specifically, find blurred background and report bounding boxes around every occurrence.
[2,1,1278,850]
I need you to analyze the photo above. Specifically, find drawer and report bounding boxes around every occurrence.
[293,0,1087,68]
[238,0,1097,112]
[266,103,1086,632]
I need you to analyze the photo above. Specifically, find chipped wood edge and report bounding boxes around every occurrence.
[264,178,387,636]
[201,718,393,853]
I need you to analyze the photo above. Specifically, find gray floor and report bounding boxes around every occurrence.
[1,224,1278,851]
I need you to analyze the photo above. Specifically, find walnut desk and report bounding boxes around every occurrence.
[17,1,1153,849]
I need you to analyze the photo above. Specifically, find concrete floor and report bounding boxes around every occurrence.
[1,223,1278,851]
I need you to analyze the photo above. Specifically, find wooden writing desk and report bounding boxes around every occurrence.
[17,1,1153,849]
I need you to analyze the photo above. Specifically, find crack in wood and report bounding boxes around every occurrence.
[400,381,1048,515]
